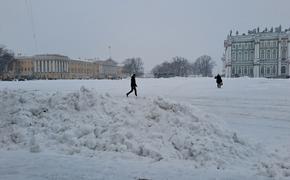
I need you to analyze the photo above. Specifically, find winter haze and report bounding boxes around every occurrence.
[1,0,290,72]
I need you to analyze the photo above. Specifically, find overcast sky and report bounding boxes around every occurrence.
[1,0,290,72]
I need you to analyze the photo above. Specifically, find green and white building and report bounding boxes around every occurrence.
[223,26,290,78]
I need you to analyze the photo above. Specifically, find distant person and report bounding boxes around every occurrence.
[214,74,223,88]
[126,74,137,97]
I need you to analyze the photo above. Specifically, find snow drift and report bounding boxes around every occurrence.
[0,87,258,168]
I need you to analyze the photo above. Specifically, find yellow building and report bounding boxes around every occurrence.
[2,54,123,80]
[68,60,100,79]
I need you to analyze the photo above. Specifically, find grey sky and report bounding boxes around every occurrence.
[1,0,290,72]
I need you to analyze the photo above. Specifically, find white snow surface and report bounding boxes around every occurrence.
[0,77,290,180]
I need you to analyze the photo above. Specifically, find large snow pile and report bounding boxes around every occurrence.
[0,87,258,168]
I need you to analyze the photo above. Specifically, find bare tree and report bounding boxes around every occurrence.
[151,56,191,78]
[0,46,15,77]
[171,56,191,77]
[193,55,216,77]
[123,57,144,77]
[152,61,174,78]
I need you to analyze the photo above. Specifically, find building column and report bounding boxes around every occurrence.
[288,40,290,76]
[253,66,259,77]
[41,61,44,72]
[226,66,231,78]
[225,44,232,77]
[46,60,48,72]
[37,60,40,72]
[39,61,41,72]
[254,40,260,77]
[52,60,55,72]
[48,60,50,72]
[43,61,46,72]
[33,61,36,72]
[278,40,282,76]
[56,61,58,72]
[35,61,37,72]
[60,61,63,72]
[44,61,47,72]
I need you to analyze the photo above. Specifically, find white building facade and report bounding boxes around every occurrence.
[224,27,290,78]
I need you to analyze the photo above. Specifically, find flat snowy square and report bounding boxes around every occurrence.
[0,77,290,180]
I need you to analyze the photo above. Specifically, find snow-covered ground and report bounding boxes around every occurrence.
[0,77,290,180]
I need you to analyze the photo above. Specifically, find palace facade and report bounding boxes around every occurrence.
[223,26,290,78]
[2,54,123,80]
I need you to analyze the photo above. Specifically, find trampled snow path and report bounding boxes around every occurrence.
[0,78,290,179]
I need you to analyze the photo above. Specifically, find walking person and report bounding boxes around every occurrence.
[214,74,223,88]
[126,74,137,97]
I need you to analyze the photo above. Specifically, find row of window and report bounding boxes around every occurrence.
[232,42,254,50]
[232,51,254,61]
[69,68,96,74]
[232,65,287,76]
[233,48,288,61]
[260,49,277,60]
[232,66,254,76]
[260,65,277,75]
[21,68,32,72]
[260,40,278,48]
[260,66,287,75]
[233,40,288,50]
[20,61,33,65]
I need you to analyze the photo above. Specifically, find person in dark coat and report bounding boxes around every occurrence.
[126,74,137,97]
[214,74,223,88]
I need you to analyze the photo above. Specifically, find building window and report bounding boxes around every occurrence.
[245,51,248,61]
[272,49,277,59]
[260,50,265,59]
[250,51,254,60]
[232,52,236,61]
[238,51,242,61]
[266,50,270,59]
[282,48,287,60]
[281,66,286,74]
[267,67,270,75]
[261,66,264,75]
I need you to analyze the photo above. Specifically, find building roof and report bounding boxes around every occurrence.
[226,26,290,42]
